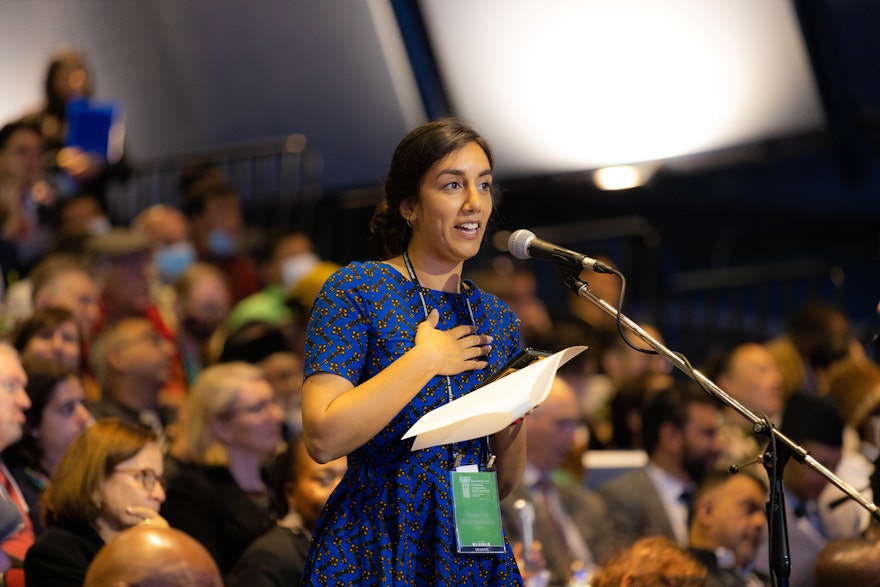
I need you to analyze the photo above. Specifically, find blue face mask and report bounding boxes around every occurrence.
[155,241,196,282]
[207,229,237,258]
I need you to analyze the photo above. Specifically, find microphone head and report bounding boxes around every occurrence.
[508,229,535,260]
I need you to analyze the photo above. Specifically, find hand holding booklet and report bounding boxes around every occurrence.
[403,346,587,451]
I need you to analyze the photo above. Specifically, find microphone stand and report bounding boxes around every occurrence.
[563,273,880,586]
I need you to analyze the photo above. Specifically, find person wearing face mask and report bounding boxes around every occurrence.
[225,232,312,342]
[131,205,195,286]
[179,162,260,304]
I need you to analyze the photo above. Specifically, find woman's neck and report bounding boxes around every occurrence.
[398,249,463,293]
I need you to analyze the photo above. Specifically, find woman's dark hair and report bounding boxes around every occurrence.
[44,49,91,118]
[7,357,79,470]
[12,306,80,353]
[369,117,496,259]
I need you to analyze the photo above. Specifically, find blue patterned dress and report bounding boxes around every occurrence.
[302,261,523,586]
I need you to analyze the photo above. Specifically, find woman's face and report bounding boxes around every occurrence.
[35,376,91,467]
[403,141,493,268]
[214,378,282,457]
[98,442,165,533]
[23,320,80,371]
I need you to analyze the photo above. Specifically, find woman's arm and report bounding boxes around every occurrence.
[303,309,493,463]
[491,420,527,500]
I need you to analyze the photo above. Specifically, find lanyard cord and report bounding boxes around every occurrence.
[402,251,489,468]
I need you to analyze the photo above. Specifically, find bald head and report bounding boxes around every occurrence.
[815,537,880,587]
[84,525,222,587]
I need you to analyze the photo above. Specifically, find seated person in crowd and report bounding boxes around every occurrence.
[501,376,612,585]
[704,341,784,471]
[12,306,83,373]
[88,318,175,447]
[687,470,769,587]
[599,384,722,551]
[25,419,167,587]
[161,362,281,574]
[84,525,222,587]
[179,161,261,304]
[172,262,231,385]
[221,321,304,439]
[4,357,91,536]
[0,344,34,583]
[226,435,346,587]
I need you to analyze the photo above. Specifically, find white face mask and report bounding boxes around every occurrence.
[281,253,320,289]
[86,216,111,236]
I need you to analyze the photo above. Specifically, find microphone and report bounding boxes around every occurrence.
[507,229,613,273]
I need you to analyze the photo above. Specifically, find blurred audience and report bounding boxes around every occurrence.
[24,419,167,587]
[49,194,110,254]
[766,300,854,398]
[225,231,313,342]
[162,362,280,574]
[180,162,261,303]
[226,435,346,587]
[220,321,304,438]
[0,120,54,273]
[501,376,612,585]
[20,49,129,203]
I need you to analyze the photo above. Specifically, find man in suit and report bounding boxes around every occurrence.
[501,376,612,586]
[754,393,844,587]
[598,384,722,551]
[688,470,769,587]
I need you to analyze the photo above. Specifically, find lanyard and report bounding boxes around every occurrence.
[402,251,489,468]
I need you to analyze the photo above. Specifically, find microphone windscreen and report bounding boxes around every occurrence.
[507,229,535,260]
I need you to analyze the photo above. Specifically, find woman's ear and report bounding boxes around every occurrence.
[399,197,416,224]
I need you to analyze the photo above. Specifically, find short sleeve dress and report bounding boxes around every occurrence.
[302,261,523,586]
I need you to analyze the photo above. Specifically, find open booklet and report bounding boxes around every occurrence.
[402,346,587,451]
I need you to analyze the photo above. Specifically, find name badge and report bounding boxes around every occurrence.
[450,470,506,554]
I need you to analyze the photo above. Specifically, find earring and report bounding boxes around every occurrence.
[406,217,414,228]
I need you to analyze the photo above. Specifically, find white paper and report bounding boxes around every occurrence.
[402,346,587,451]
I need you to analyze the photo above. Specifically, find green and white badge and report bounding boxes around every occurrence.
[450,469,506,554]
